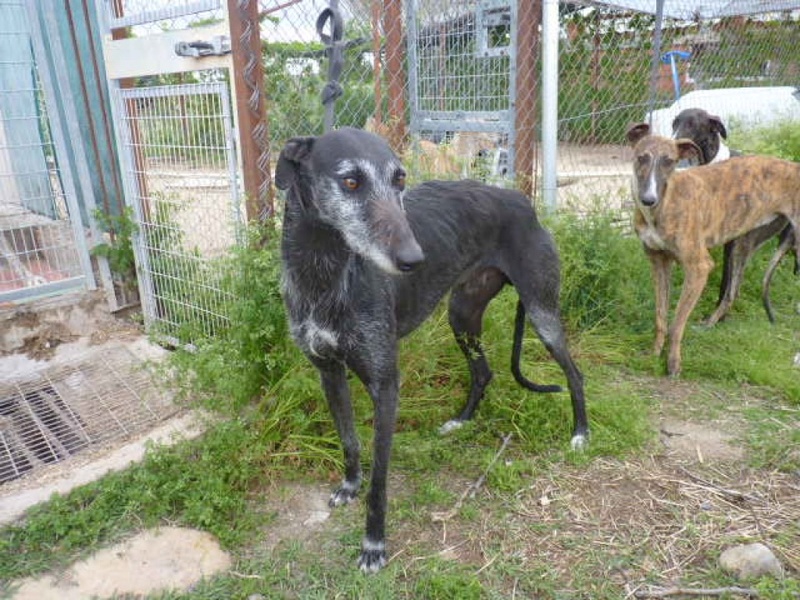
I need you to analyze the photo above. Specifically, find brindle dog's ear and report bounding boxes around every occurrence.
[676,138,702,162]
[709,114,728,139]
[626,122,651,146]
[275,136,316,190]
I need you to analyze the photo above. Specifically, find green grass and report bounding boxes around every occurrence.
[2,130,799,596]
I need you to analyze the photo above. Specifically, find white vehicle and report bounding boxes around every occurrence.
[648,86,800,136]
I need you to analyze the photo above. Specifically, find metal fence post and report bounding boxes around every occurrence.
[516,0,539,199]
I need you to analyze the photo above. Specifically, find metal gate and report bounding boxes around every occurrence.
[114,83,241,344]
[98,1,245,344]
[406,0,517,182]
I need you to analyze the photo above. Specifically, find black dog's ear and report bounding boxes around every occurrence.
[626,122,651,146]
[275,136,316,190]
[709,114,728,139]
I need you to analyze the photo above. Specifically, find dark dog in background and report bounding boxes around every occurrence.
[276,127,588,572]
[672,108,798,323]
[671,108,736,165]
[627,122,800,376]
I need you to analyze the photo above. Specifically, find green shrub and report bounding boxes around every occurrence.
[168,222,297,412]
[729,118,800,161]
[545,210,652,333]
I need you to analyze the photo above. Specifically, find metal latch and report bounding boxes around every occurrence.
[174,35,231,58]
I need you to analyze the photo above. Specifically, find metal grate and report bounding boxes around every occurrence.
[0,345,178,485]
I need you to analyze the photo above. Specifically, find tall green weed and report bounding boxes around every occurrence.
[729,118,800,161]
[168,222,299,412]
[545,209,653,334]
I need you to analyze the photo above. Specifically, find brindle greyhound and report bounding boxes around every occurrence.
[276,127,589,572]
[627,122,800,376]
[671,108,798,324]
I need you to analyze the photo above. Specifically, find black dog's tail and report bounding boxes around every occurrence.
[511,300,562,393]
[762,226,798,323]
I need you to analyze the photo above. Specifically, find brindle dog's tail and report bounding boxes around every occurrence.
[511,300,563,393]
[762,225,800,323]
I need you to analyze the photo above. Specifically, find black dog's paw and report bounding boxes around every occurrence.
[328,481,360,508]
[357,539,387,573]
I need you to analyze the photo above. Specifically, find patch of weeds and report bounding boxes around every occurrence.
[0,418,262,580]
[743,404,800,471]
[406,479,455,512]
[730,119,800,162]
[546,209,653,333]
[0,374,339,583]
[408,556,485,599]
[480,368,652,460]
[168,222,299,413]
[755,576,800,600]
[487,457,534,493]
[91,206,138,284]
[679,316,800,403]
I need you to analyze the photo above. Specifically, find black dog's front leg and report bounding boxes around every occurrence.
[317,361,362,506]
[358,374,399,573]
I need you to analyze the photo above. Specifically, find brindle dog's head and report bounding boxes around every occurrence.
[626,123,701,208]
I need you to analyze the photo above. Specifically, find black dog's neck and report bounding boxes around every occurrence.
[699,135,721,164]
[282,191,356,300]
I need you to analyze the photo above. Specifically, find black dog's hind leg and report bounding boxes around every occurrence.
[523,298,589,449]
[512,236,589,449]
[441,268,505,433]
[317,361,363,507]
[712,240,737,324]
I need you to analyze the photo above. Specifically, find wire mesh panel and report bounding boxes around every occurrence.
[259,0,518,182]
[0,0,86,302]
[115,82,242,344]
[104,0,223,30]
[260,0,383,139]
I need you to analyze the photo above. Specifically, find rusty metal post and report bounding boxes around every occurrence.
[515,0,540,198]
[382,0,406,153]
[228,0,273,221]
[371,0,383,130]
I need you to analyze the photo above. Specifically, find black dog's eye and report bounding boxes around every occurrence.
[342,177,359,191]
[393,171,406,191]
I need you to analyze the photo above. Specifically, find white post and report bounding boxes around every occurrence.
[541,0,560,211]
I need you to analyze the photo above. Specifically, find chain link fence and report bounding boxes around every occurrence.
[94,1,798,344]
[259,0,799,208]
[102,1,800,213]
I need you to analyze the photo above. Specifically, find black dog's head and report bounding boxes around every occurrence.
[671,108,727,165]
[276,127,424,274]
[627,122,701,208]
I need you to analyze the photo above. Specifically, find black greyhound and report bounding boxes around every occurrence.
[275,127,588,572]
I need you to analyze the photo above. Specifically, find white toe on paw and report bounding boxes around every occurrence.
[570,433,588,451]
[438,420,464,435]
[358,539,387,573]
